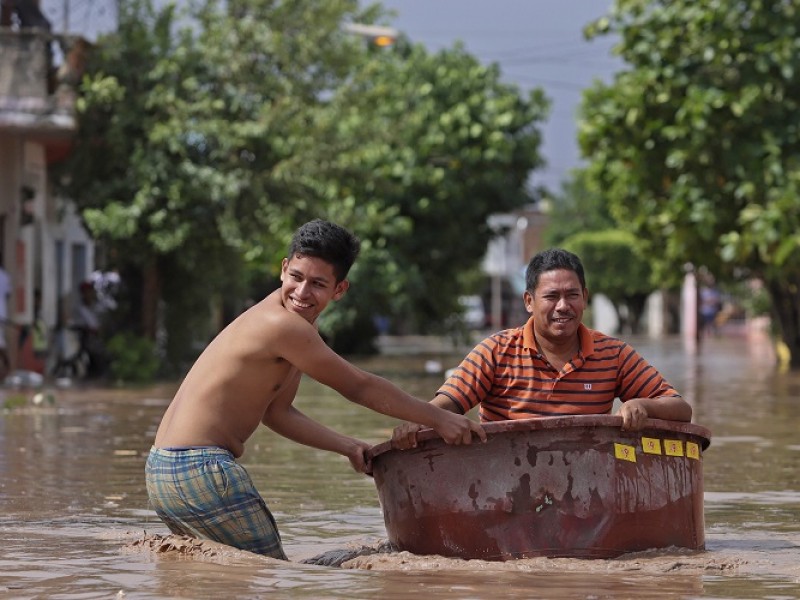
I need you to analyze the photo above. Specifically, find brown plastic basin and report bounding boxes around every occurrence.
[368,415,711,560]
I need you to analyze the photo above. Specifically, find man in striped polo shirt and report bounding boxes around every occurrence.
[393,247,692,449]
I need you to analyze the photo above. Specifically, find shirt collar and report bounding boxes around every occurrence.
[522,315,595,357]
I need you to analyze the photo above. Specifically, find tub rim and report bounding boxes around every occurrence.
[368,415,711,460]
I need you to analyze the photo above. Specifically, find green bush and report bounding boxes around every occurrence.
[107,333,160,383]
[743,285,772,318]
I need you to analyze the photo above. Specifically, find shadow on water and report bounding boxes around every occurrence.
[0,333,799,598]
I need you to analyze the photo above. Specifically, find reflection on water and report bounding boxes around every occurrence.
[1,335,799,598]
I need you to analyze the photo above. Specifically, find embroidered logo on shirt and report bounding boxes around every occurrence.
[584,383,592,390]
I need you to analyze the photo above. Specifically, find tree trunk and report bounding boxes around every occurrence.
[141,260,161,342]
[627,293,649,335]
[611,303,626,335]
[767,275,800,369]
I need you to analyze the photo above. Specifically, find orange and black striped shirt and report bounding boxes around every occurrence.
[437,317,681,422]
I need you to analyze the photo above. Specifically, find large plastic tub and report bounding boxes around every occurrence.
[368,415,711,560]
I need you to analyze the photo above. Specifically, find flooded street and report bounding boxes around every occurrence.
[1,333,799,599]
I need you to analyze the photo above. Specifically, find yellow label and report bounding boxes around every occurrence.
[641,437,662,454]
[664,439,684,456]
[614,443,637,462]
[686,441,700,460]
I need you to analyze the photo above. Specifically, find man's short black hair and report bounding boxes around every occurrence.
[288,219,361,282]
[525,248,586,292]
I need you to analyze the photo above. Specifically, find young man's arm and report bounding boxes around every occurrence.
[262,402,373,473]
[616,396,693,431]
[272,314,486,446]
[391,394,463,450]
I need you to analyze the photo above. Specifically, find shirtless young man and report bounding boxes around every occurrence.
[146,219,485,559]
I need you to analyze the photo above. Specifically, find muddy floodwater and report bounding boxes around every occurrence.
[1,332,799,599]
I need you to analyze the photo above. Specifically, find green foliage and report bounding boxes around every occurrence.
[581,0,800,278]
[309,40,549,347]
[544,168,617,247]
[545,169,657,333]
[3,394,28,410]
[59,0,380,362]
[561,229,653,333]
[59,0,548,358]
[728,279,772,319]
[107,332,160,383]
[580,0,800,363]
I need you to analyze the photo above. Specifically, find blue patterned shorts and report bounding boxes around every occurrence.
[145,446,287,559]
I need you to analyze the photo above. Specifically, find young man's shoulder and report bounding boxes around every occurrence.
[246,293,324,343]
[240,295,298,331]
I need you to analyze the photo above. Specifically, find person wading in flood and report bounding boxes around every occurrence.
[146,219,486,559]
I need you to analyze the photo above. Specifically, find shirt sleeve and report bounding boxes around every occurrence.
[436,336,499,414]
[616,342,681,401]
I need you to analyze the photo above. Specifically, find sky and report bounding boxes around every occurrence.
[38,0,621,193]
[376,0,621,193]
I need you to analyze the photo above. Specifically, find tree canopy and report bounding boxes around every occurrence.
[59,0,549,365]
[313,38,548,349]
[580,0,800,366]
[545,170,654,334]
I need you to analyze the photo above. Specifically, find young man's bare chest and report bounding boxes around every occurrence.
[262,357,302,401]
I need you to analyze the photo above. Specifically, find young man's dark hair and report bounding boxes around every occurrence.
[288,219,360,282]
[525,247,586,292]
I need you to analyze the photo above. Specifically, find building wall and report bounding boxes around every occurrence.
[0,135,21,265]
[0,133,94,372]
[0,27,94,373]
[0,30,49,98]
[15,141,47,321]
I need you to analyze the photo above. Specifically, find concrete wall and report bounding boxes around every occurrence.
[0,30,49,98]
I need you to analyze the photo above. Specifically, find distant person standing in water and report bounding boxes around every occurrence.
[699,279,723,337]
[146,219,485,559]
[71,281,109,378]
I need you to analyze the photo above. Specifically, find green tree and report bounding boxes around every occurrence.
[59,0,384,368]
[543,168,616,247]
[309,38,549,350]
[580,0,800,366]
[562,230,653,334]
[545,169,656,334]
[59,0,233,369]
[60,0,549,362]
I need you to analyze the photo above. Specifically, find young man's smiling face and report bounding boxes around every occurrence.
[280,253,348,323]
[524,268,588,345]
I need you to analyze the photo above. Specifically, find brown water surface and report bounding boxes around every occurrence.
[1,333,799,599]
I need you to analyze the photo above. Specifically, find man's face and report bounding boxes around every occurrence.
[280,254,348,324]
[523,268,588,344]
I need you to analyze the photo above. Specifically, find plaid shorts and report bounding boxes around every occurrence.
[145,446,287,560]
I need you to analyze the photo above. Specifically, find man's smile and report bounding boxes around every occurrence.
[290,297,312,309]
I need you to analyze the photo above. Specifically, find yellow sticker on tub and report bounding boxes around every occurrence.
[641,437,662,454]
[664,439,684,456]
[686,441,700,460]
[614,443,636,462]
